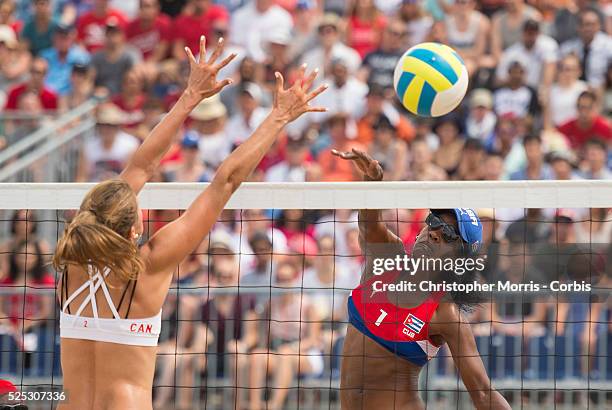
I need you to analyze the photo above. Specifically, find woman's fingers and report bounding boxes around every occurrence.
[331,149,356,159]
[212,78,233,94]
[302,68,319,92]
[306,106,327,113]
[215,52,237,71]
[306,84,328,103]
[198,35,207,63]
[293,64,307,89]
[184,46,196,65]
[207,37,225,65]
[275,71,285,94]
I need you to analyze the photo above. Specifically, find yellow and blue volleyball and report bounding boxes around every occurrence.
[393,42,468,117]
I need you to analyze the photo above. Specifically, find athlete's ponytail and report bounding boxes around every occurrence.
[53,179,145,283]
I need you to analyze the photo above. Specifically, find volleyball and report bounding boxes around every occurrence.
[393,42,469,117]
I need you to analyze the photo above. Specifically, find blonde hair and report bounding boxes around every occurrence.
[53,179,144,283]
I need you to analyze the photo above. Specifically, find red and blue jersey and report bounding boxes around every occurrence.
[348,272,444,367]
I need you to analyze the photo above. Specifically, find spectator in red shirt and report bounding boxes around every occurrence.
[77,0,128,52]
[111,69,146,131]
[0,240,54,350]
[346,0,387,59]
[4,57,58,110]
[171,0,228,61]
[558,90,612,149]
[126,0,171,61]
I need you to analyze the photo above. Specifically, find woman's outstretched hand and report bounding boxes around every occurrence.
[184,36,236,103]
[272,65,328,123]
[332,148,384,181]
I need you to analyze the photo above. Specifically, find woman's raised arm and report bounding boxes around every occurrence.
[145,66,327,274]
[120,36,236,193]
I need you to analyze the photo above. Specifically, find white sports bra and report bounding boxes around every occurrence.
[60,265,161,347]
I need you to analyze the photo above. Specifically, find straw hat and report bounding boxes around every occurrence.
[189,95,227,121]
[96,104,127,126]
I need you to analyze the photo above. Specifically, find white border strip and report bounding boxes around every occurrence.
[0,180,610,209]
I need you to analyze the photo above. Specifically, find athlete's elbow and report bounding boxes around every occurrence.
[212,167,241,195]
[471,389,511,410]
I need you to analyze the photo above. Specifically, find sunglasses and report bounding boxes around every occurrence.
[425,213,460,242]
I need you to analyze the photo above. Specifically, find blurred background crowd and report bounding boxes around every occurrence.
[0,0,610,408]
[0,0,609,184]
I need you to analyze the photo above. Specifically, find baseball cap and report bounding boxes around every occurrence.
[0,25,17,48]
[181,131,199,149]
[189,95,227,121]
[523,18,540,32]
[296,0,315,10]
[432,208,483,254]
[208,230,238,254]
[470,88,493,109]
[55,22,74,35]
[240,82,263,103]
[105,16,123,32]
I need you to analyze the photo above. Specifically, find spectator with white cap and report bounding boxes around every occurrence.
[226,81,268,146]
[262,27,292,91]
[465,88,496,142]
[548,150,581,180]
[301,13,361,79]
[76,103,139,182]
[187,94,231,169]
[0,24,30,93]
[230,0,293,63]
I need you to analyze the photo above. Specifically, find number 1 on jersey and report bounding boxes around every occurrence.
[375,309,387,326]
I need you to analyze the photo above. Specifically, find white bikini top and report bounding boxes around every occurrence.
[59,265,161,347]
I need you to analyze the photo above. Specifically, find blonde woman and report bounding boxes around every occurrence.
[53,36,326,410]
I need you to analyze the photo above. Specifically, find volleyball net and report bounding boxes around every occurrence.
[0,181,610,409]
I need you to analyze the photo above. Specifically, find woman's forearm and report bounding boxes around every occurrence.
[214,110,289,191]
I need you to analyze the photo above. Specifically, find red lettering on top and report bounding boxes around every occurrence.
[130,323,153,333]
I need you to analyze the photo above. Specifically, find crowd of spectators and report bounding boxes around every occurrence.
[0,0,610,408]
[0,0,608,183]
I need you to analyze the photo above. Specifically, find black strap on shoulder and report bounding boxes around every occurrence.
[115,280,132,316]
[125,279,138,319]
[62,269,70,314]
